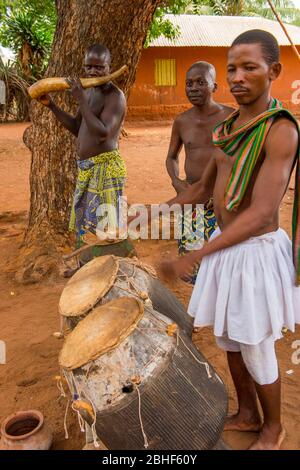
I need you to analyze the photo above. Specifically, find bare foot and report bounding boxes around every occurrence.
[248,426,286,450]
[223,413,262,432]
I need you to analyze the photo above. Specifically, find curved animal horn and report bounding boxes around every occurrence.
[28,65,128,100]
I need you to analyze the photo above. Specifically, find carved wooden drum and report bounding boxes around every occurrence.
[59,294,227,450]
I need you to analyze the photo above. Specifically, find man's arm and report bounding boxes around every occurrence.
[95,91,126,139]
[166,154,217,207]
[127,144,217,225]
[166,119,189,193]
[180,118,298,268]
[38,94,82,137]
[67,78,125,138]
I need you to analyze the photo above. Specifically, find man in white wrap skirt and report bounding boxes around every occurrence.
[159,30,300,450]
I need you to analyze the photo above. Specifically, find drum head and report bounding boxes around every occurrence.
[59,255,119,317]
[59,297,144,370]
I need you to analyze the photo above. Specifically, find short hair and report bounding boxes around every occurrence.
[187,61,216,82]
[85,44,111,64]
[230,29,280,65]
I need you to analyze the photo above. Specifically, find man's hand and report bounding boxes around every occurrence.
[66,77,85,103]
[172,178,190,194]
[38,94,53,107]
[160,252,200,281]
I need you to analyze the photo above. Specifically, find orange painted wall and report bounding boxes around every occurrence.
[128,46,300,118]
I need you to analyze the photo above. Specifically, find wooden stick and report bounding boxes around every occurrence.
[62,239,120,261]
[267,0,300,62]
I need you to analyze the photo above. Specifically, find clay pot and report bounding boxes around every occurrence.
[0,410,53,450]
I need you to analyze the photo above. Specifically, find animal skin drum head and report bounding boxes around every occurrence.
[59,255,119,317]
[59,297,144,370]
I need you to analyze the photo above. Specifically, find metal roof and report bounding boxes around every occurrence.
[149,15,300,47]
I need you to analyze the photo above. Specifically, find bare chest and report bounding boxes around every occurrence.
[214,147,265,216]
[85,88,105,117]
[182,125,215,152]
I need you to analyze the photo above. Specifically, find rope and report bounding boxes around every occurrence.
[178,333,212,379]
[90,400,100,448]
[63,399,70,439]
[113,282,147,302]
[124,257,157,278]
[135,384,149,449]
[68,370,100,448]
[71,403,85,432]
[135,323,211,380]
[215,373,223,384]
[118,268,148,295]
[59,306,211,451]
[115,267,154,307]
[56,376,67,398]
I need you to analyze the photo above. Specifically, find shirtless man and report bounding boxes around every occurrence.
[39,44,132,263]
[166,62,233,282]
[156,30,300,449]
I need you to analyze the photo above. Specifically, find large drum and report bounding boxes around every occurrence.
[59,297,227,450]
[59,255,193,336]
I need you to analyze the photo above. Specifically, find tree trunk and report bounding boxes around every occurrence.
[19,42,34,77]
[17,0,161,283]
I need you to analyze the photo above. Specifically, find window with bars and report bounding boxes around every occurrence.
[154,59,176,86]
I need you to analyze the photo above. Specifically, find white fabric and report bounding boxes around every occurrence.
[188,228,300,345]
[215,335,279,385]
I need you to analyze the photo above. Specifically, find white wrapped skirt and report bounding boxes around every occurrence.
[188,228,300,345]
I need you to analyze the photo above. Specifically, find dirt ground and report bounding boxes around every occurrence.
[0,122,299,450]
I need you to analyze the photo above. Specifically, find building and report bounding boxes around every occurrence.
[128,15,300,119]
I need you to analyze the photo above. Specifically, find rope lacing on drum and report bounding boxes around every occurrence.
[68,369,100,448]
[123,257,158,279]
[177,333,212,379]
[134,383,149,449]
[116,266,153,305]
[57,367,100,448]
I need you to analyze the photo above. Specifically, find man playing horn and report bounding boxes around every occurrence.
[156,30,300,449]
[38,44,132,270]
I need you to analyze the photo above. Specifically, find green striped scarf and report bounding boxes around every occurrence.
[213,98,300,285]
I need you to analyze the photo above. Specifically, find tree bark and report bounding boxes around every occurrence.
[17,0,161,283]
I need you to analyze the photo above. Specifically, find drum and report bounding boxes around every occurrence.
[59,255,193,336]
[59,297,227,450]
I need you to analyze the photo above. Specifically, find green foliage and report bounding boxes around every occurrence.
[0,10,53,54]
[0,1,56,78]
[0,0,56,20]
[145,12,179,46]
[145,0,192,46]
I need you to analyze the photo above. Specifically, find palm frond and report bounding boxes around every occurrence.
[0,56,31,121]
